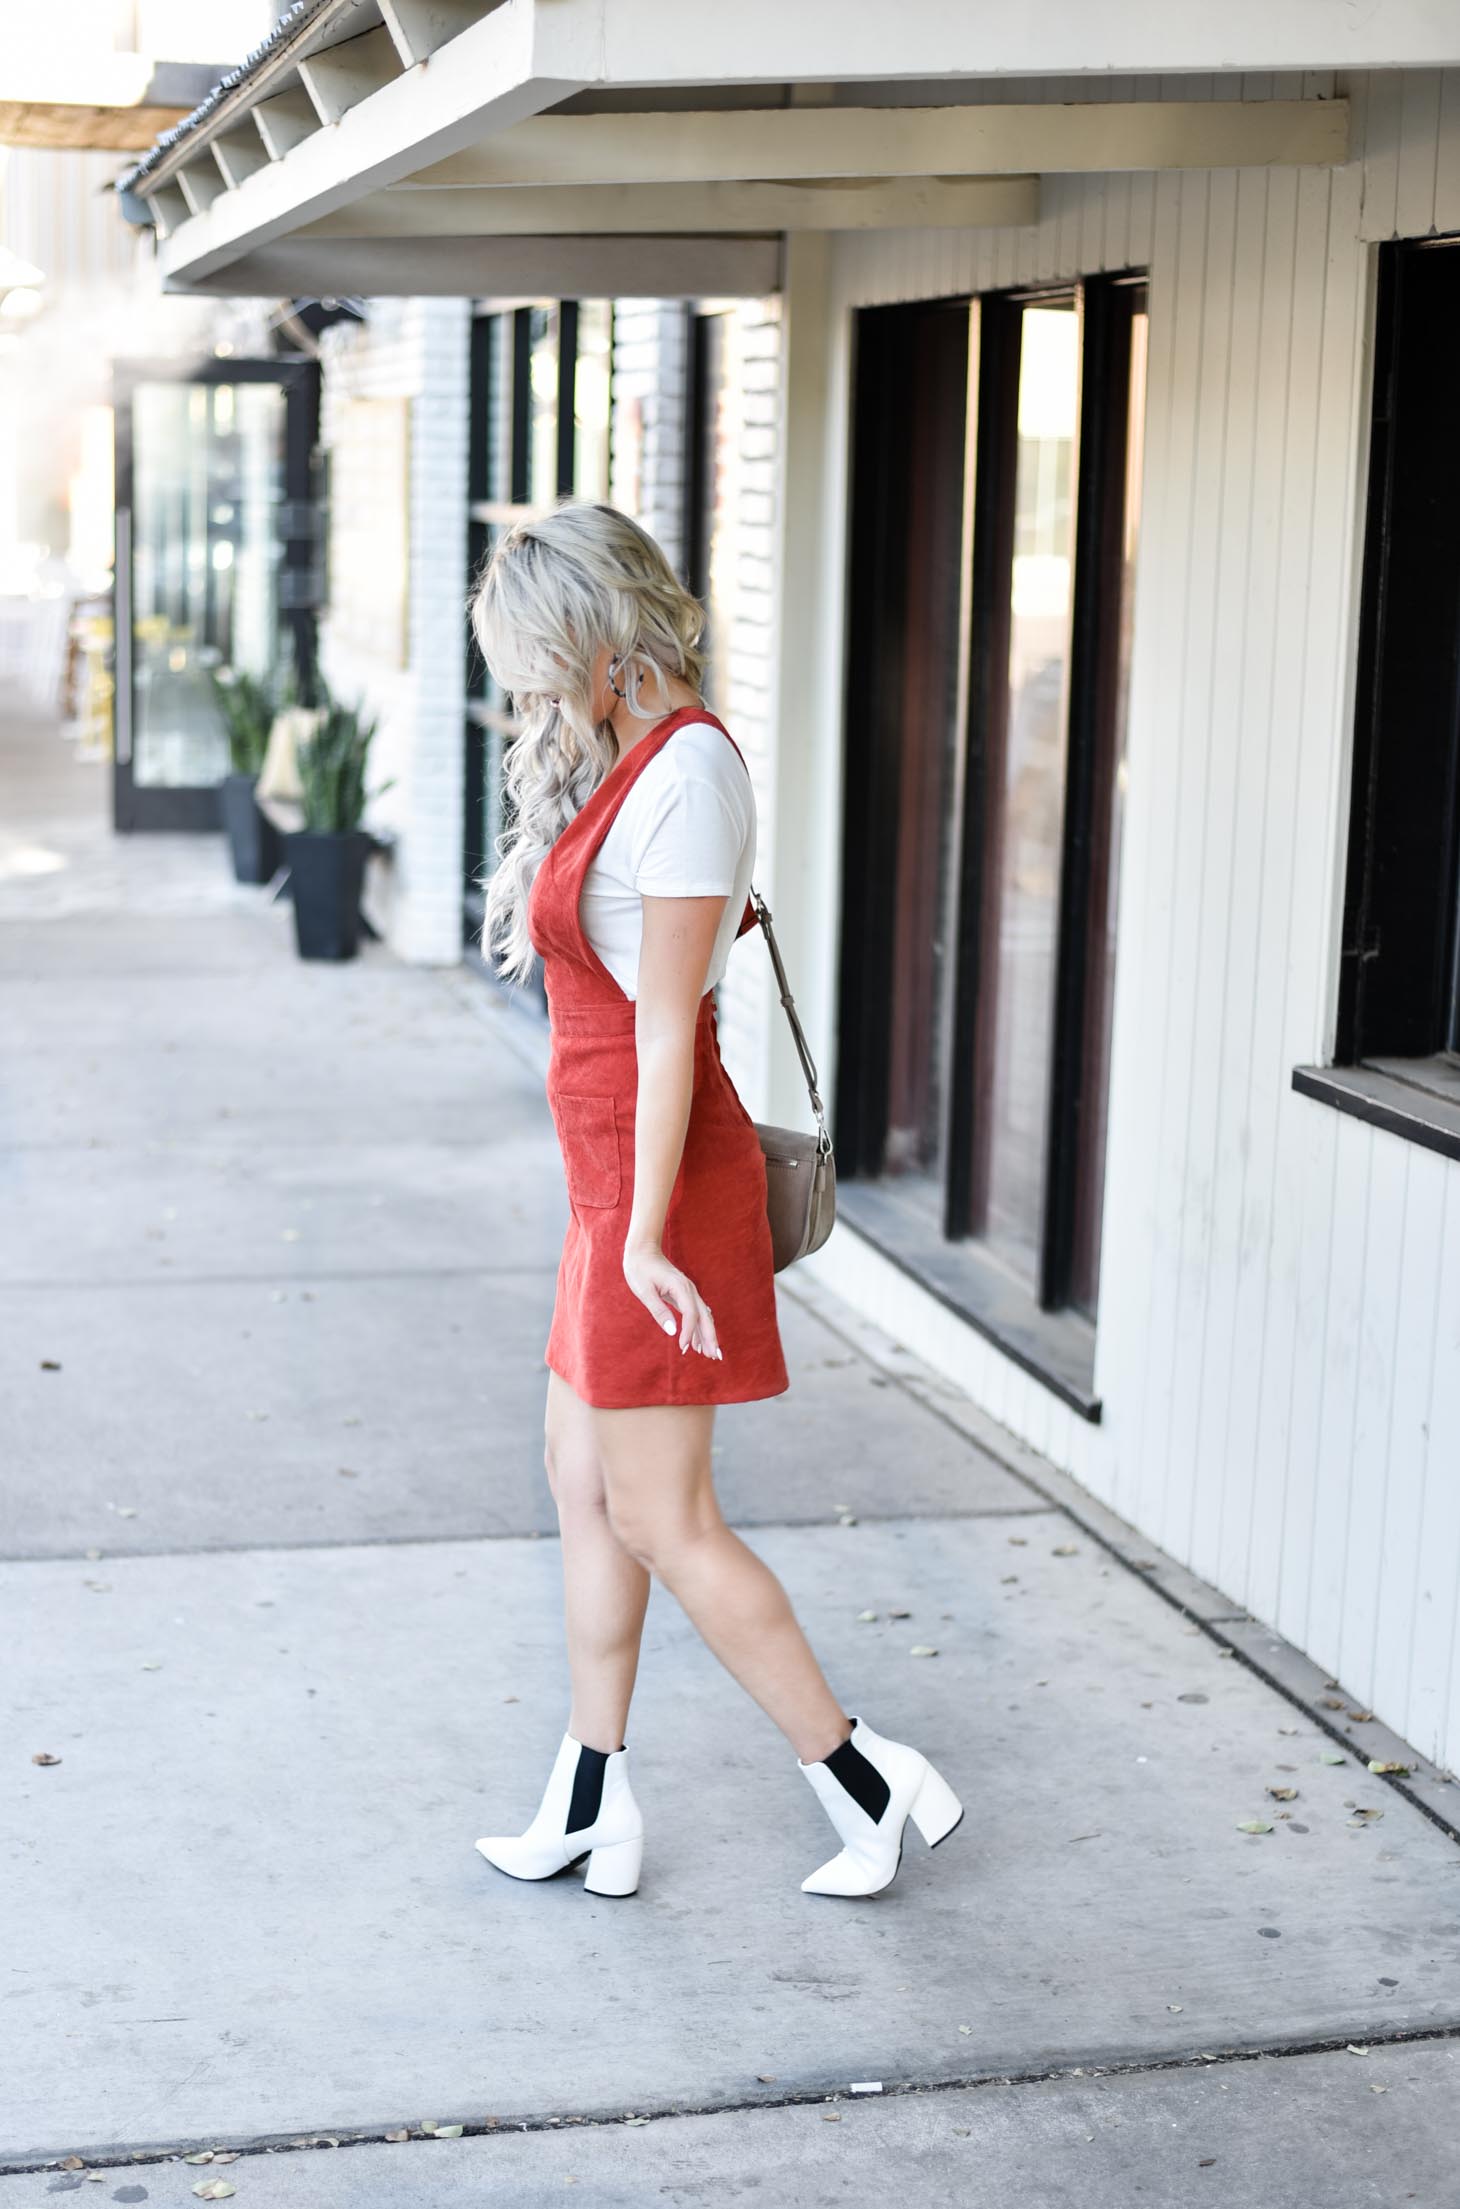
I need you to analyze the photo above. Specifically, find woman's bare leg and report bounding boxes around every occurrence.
[544,1370,651,1754]
[590,1400,851,1766]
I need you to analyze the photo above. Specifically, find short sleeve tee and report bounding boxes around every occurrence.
[579,719,756,1000]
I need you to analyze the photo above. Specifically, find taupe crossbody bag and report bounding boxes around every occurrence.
[747,885,837,1272]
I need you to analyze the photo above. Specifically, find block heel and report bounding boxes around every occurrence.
[582,1832,643,1896]
[907,1759,963,1847]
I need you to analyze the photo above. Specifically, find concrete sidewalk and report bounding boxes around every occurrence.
[3,695,1458,2202]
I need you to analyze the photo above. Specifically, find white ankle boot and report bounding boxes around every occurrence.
[475,1731,644,1897]
[798,1715,963,1896]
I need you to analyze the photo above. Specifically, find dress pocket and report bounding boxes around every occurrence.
[553,1091,623,1209]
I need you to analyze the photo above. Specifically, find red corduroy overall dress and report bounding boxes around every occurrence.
[525,705,791,1410]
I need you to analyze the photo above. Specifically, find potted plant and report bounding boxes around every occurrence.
[284,689,391,960]
[210,663,289,884]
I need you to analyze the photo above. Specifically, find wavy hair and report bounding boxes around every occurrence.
[468,497,709,983]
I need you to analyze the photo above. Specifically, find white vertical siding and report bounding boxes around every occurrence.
[783,69,1460,1775]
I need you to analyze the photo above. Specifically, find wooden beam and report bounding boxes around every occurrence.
[149,183,191,239]
[164,231,783,298]
[176,161,226,217]
[520,3,1460,79]
[0,101,192,152]
[407,97,1350,191]
[379,0,491,68]
[299,26,404,127]
[212,132,271,190]
[253,88,321,160]
[303,173,1041,236]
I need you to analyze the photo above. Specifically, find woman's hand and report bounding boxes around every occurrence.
[622,1238,723,1360]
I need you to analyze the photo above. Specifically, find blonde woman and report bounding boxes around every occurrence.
[469,497,961,1899]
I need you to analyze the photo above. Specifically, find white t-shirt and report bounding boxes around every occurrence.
[580,718,756,1000]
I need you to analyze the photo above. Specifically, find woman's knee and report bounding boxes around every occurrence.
[544,1432,608,1518]
[603,1496,715,1576]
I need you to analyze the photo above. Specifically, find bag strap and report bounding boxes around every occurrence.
[749,883,833,1156]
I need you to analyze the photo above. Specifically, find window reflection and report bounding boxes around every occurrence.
[973,301,1080,1285]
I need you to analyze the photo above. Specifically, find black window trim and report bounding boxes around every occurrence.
[1293,230,1460,1166]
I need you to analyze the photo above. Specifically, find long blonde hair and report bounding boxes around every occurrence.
[469,498,709,983]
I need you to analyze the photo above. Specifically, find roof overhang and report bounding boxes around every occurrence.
[113,0,1408,302]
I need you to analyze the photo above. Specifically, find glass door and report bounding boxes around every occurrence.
[112,359,317,831]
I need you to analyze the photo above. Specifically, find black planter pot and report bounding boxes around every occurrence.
[284,828,372,961]
[220,772,281,885]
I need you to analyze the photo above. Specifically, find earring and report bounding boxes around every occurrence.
[606,653,628,702]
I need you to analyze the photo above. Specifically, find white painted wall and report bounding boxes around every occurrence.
[317,295,469,965]
[769,68,1460,1778]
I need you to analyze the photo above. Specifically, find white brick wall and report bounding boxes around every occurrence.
[317,297,469,966]
[610,300,688,576]
[609,295,788,1118]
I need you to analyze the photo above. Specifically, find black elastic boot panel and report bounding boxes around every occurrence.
[822,1731,891,1824]
[566,1745,610,1832]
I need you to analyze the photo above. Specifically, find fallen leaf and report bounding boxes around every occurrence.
[1267,1786,1299,1801]
[1052,1544,1079,1557]
[40,1359,62,1371]
[1167,2004,1184,2013]
[140,1662,162,1672]
[857,1610,878,1623]
[1346,2044,1370,2056]
[909,1645,939,1658]
[958,2024,972,2035]
[1346,1709,1375,1723]
[1347,1807,1384,1825]
[1318,1696,1345,1710]
[1318,1751,1347,1765]
[384,2131,410,2142]
[887,1608,911,1619]
[1235,1819,1273,1834]
[192,2185,236,2201]
[1007,1537,1027,1546]
[821,2112,842,2122]
[433,2124,464,2138]
[755,2074,777,2083]
[623,2117,649,2128]
[32,1751,61,1766]
[1368,1760,1411,1776]
[59,2157,85,2171]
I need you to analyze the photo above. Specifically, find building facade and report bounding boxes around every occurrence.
[112,15,1460,1777]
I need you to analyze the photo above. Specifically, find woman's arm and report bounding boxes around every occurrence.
[621,892,727,1362]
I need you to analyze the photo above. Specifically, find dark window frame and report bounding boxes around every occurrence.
[461,298,614,1002]
[1293,232,1460,1166]
[834,270,1150,1419]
